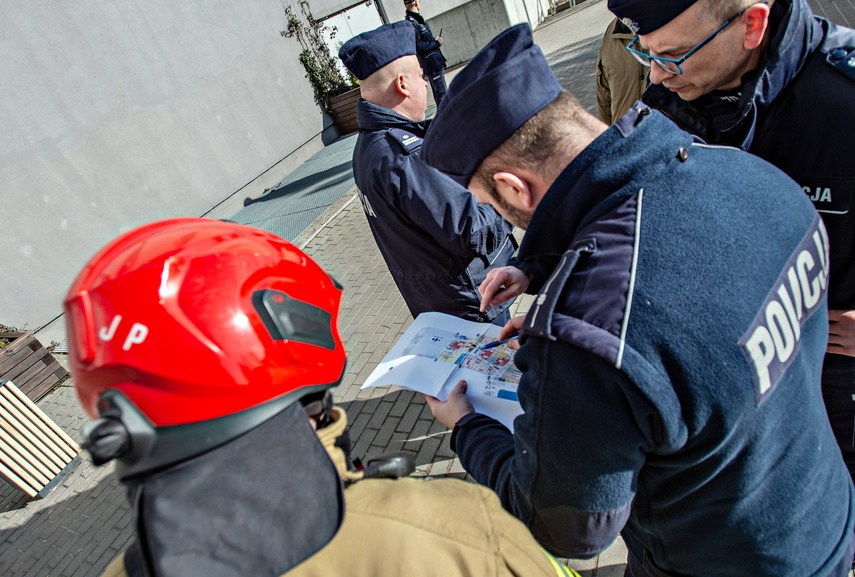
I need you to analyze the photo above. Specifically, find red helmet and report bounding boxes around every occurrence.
[65,218,346,429]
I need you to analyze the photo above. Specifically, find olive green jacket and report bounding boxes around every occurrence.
[595,18,648,125]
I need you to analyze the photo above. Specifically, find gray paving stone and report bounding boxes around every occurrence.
[373,414,401,447]
[351,429,378,460]
[366,399,393,429]
[414,435,442,466]
[405,418,432,445]
[389,389,416,417]
[436,429,457,460]
[345,409,372,441]
[396,401,424,432]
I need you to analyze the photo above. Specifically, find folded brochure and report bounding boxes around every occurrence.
[362,311,523,431]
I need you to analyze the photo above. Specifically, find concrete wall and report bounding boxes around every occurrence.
[314,0,388,20]
[1,0,333,339]
[377,0,550,67]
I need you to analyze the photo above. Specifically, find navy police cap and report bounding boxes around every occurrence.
[607,0,700,34]
[421,24,562,187]
[338,21,417,81]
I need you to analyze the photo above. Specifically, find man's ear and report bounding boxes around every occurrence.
[493,171,534,209]
[742,3,770,50]
[393,73,410,98]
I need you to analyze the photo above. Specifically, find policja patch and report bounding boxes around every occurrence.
[740,216,830,404]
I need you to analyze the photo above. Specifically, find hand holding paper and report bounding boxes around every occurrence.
[362,312,523,431]
[425,380,474,429]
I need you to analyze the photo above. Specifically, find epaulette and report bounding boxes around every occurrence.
[615,103,652,138]
[826,46,855,83]
[522,248,583,340]
[387,128,423,155]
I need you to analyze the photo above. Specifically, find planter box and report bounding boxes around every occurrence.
[329,87,360,136]
[0,332,69,402]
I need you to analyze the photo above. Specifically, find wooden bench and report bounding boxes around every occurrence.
[0,331,69,402]
[0,379,80,498]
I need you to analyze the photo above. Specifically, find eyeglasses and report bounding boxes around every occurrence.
[625,3,764,75]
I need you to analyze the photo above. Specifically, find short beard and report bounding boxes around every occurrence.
[487,185,532,229]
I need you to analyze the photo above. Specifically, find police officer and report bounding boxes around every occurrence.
[421,24,854,576]
[65,218,577,577]
[601,0,855,482]
[338,22,514,324]
[404,0,448,106]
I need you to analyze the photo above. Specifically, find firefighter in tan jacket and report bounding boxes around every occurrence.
[595,17,648,124]
[65,218,578,577]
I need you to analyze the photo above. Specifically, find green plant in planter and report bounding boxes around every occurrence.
[282,0,358,114]
[0,324,23,350]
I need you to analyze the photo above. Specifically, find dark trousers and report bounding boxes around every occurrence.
[624,549,681,577]
[625,542,855,577]
[429,71,447,107]
[822,353,855,484]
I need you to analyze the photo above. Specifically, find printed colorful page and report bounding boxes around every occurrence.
[435,342,523,431]
[362,312,523,431]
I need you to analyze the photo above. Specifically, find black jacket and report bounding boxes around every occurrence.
[406,11,447,74]
[352,99,513,321]
[644,0,855,309]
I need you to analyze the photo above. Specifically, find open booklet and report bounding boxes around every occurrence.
[362,312,523,431]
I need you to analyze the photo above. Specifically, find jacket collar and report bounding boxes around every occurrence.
[356,98,428,135]
[517,109,690,264]
[406,10,426,24]
[752,0,820,107]
[124,403,346,577]
[317,406,358,479]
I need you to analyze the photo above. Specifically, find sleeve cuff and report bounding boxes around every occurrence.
[450,412,482,452]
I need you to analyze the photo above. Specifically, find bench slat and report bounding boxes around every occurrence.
[0,381,79,499]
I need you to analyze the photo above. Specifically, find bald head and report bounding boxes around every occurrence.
[359,55,428,122]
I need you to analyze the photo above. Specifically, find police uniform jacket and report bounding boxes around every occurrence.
[406,10,447,75]
[352,99,513,322]
[450,108,855,576]
[102,407,577,577]
[643,0,855,312]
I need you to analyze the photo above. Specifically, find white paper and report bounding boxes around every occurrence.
[362,312,523,431]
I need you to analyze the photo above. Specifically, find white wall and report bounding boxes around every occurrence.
[376,0,550,67]
[1,0,332,336]
[312,0,372,19]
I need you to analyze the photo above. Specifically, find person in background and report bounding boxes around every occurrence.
[421,23,854,577]
[606,0,855,482]
[65,217,578,577]
[405,0,448,106]
[595,17,648,124]
[338,22,514,324]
